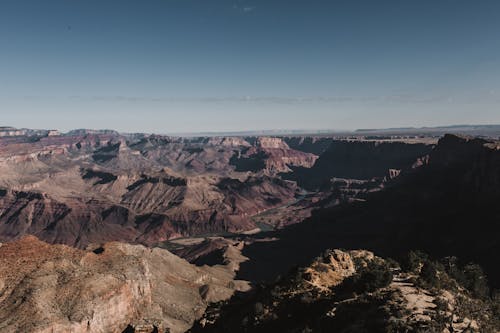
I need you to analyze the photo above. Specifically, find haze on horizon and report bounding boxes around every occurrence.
[1,0,500,133]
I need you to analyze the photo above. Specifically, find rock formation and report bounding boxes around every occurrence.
[0,236,249,333]
[0,132,308,247]
[0,128,499,333]
[0,129,442,252]
[283,140,432,190]
[237,134,500,289]
[190,249,499,332]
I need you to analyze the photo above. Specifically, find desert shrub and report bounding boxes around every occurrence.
[339,261,393,294]
[461,264,490,299]
[400,251,428,273]
[441,257,490,299]
[384,257,400,270]
[358,262,394,292]
[492,290,500,321]
[416,261,440,289]
[441,256,463,278]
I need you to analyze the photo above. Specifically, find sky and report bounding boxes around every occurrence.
[1,0,500,134]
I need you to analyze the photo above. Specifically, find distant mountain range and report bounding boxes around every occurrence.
[353,124,500,137]
[2,124,500,138]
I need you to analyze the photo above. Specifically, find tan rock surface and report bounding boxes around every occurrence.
[303,249,358,291]
[0,236,247,333]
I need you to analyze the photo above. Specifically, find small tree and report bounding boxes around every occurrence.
[355,261,393,293]
[462,263,490,299]
[418,261,440,289]
[400,251,428,273]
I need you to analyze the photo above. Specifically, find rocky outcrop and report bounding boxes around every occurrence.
[0,236,248,333]
[261,148,317,173]
[206,137,251,147]
[255,137,289,150]
[0,127,56,137]
[0,132,117,164]
[255,137,318,172]
[0,127,30,137]
[230,137,318,173]
[191,250,498,333]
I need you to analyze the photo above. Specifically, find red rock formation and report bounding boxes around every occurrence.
[0,133,301,247]
[0,236,248,333]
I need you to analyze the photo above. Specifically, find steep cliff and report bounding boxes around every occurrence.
[0,236,249,333]
[238,135,500,288]
[283,140,433,190]
[230,137,318,173]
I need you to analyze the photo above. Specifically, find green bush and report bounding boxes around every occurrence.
[400,251,428,273]
[462,264,490,299]
[352,261,393,293]
[417,261,440,289]
[441,257,490,299]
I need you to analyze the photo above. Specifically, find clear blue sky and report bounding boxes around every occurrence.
[1,0,499,133]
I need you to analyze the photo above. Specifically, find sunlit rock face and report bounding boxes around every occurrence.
[0,132,309,247]
[0,236,247,333]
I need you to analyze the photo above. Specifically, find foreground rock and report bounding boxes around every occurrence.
[0,236,249,333]
[190,250,499,332]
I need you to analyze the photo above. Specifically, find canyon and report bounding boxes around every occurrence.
[0,128,499,332]
[0,129,431,248]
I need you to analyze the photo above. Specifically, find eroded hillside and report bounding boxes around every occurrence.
[0,236,249,333]
[190,249,499,333]
[0,130,431,248]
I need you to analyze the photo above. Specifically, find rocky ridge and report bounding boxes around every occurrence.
[190,249,499,332]
[0,236,249,333]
